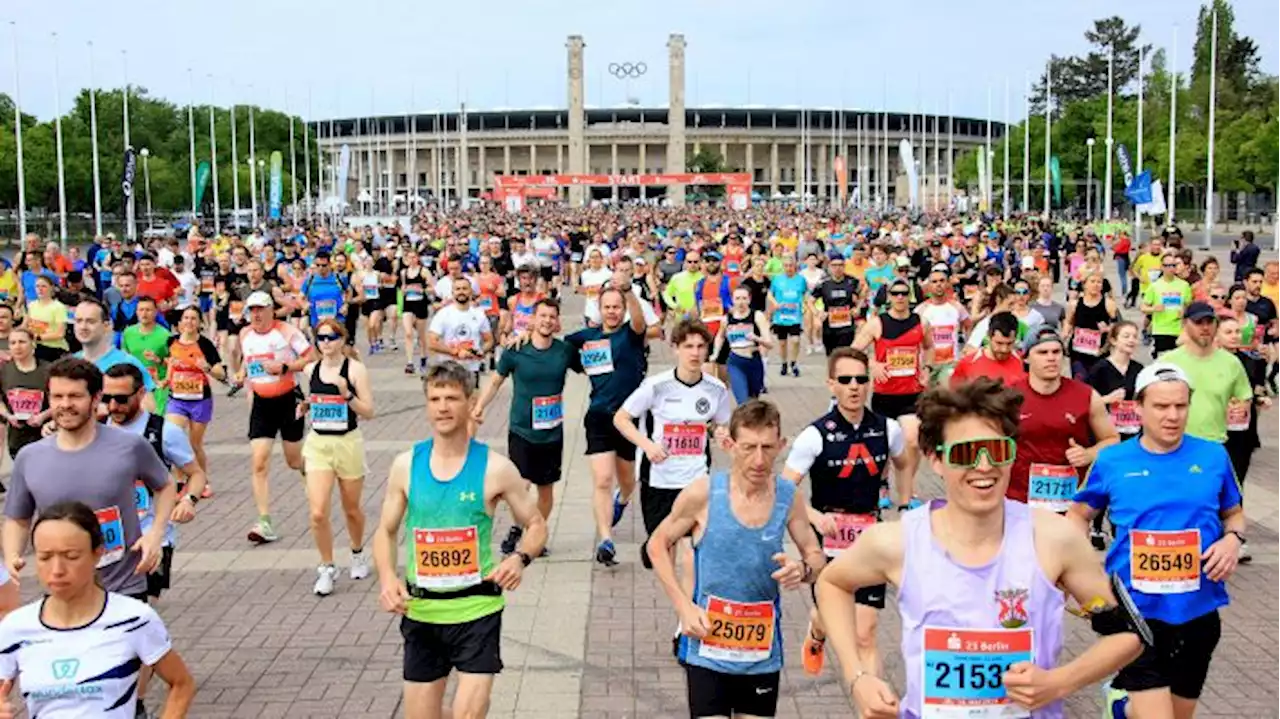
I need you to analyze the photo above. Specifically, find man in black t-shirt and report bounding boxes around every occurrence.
[811,256,862,355]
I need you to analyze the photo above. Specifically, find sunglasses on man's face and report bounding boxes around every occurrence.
[834,374,870,386]
[937,436,1017,468]
[1210,294,1226,301]
[889,289,909,297]
[1162,263,1177,269]
[102,392,138,405]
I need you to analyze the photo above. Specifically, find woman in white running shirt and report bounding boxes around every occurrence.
[0,501,195,718]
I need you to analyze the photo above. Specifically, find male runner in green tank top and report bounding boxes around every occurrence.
[373,361,547,719]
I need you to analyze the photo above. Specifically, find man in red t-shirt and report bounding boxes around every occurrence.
[950,311,1026,387]
[135,254,177,312]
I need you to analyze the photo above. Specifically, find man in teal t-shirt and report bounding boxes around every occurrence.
[1141,254,1191,357]
[472,298,582,556]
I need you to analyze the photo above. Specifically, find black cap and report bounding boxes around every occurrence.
[1184,301,1217,321]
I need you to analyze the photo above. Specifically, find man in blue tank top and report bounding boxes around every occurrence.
[649,400,825,719]
[372,361,547,719]
[816,378,1146,719]
[1070,363,1245,719]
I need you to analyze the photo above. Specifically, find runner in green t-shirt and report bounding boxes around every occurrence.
[120,296,172,414]
[472,298,582,556]
[1160,303,1254,443]
[1140,255,1192,357]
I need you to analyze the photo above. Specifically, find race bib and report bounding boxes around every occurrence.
[698,596,776,663]
[169,368,205,401]
[1226,403,1251,432]
[363,285,379,300]
[5,388,42,421]
[922,627,1033,719]
[310,394,349,432]
[1159,292,1183,311]
[95,506,126,568]
[315,299,338,319]
[200,273,216,293]
[1146,269,1161,282]
[412,526,481,590]
[1110,400,1140,434]
[933,325,957,363]
[583,284,602,299]
[405,284,425,302]
[245,353,273,382]
[478,295,495,313]
[822,513,877,558]
[827,306,853,329]
[1027,464,1077,513]
[1072,328,1102,356]
[701,299,724,321]
[229,300,245,319]
[887,347,918,378]
[776,302,800,324]
[27,319,48,336]
[662,422,707,457]
[532,395,563,430]
[133,480,151,521]
[1130,528,1201,594]
[726,325,752,349]
[513,308,533,332]
[580,340,614,376]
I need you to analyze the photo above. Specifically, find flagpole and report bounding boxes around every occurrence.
[985,84,992,211]
[1022,72,1030,212]
[52,33,68,248]
[1103,48,1114,221]
[88,42,102,236]
[289,90,298,225]
[9,24,25,239]
[230,82,241,228]
[1043,60,1052,217]
[123,50,134,242]
[1002,77,1010,220]
[248,84,257,227]
[208,75,220,235]
[1203,6,1217,249]
[305,86,313,221]
[1167,26,1178,223]
[947,90,954,210]
[187,69,197,218]
[932,101,940,211]
[1134,46,1144,243]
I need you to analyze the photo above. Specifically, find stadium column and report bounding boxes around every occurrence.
[567,35,586,207]
[639,144,647,201]
[611,144,619,202]
[770,143,779,197]
[745,143,755,194]
[817,144,827,200]
[667,33,687,206]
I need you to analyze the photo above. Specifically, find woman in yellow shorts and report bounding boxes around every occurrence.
[299,318,376,597]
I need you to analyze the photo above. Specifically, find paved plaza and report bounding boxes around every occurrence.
[5,292,1278,718]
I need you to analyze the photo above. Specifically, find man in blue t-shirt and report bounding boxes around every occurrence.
[1069,362,1245,719]
[768,255,808,377]
[565,281,648,568]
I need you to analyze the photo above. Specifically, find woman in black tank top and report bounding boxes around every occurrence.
[1062,272,1117,377]
[713,287,773,403]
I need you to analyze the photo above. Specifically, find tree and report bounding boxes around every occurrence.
[686,147,726,198]
[1031,16,1152,114]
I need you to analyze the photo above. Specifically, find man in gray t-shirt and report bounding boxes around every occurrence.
[2,359,172,597]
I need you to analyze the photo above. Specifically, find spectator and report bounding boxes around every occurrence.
[1231,230,1260,282]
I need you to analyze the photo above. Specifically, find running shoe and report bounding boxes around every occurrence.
[404,363,415,375]
[420,357,429,373]
[500,525,523,556]
[595,539,618,567]
[791,363,800,377]
[1103,683,1129,719]
[247,518,279,544]
[801,626,826,676]
[350,551,371,580]
[878,487,892,511]
[1090,530,1108,551]
[611,489,628,527]
[369,341,381,355]
[779,364,788,377]
[201,484,214,499]
[387,340,400,352]
[313,565,338,596]
[905,496,924,510]
[227,383,243,398]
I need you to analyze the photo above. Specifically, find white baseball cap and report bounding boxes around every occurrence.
[1134,362,1192,396]
[245,291,274,309]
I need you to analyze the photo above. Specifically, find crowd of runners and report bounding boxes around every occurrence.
[0,204,1271,718]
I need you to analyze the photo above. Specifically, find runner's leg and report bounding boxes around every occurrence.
[450,673,496,719]
[854,604,882,678]
[337,475,366,552]
[305,468,338,565]
[250,438,275,517]
[403,311,417,366]
[895,414,922,506]
[590,452,619,541]
[403,678,449,719]
[282,439,305,475]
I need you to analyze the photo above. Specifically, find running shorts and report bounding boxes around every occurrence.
[401,611,503,683]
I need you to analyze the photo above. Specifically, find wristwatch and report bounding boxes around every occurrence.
[184,493,201,506]
[516,551,534,567]
[1227,530,1245,544]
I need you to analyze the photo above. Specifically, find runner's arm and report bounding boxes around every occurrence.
[1038,514,1143,698]
[622,286,647,335]
[492,454,547,560]
[347,361,376,420]
[648,478,709,609]
[372,451,412,592]
[472,371,507,418]
[752,313,774,350]
[814,522,900,685]
[784,488,827,583]
[1083,390,1120,462]
[781,427,826,529]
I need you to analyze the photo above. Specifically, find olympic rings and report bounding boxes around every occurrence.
[607,62,648,79]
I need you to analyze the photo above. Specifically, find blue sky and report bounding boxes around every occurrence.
[3,0,1276,122]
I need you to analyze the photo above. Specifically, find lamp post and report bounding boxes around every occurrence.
[139,147,153,229]
[1085,138,1095,220]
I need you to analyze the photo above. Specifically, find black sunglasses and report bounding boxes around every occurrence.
[316,333,342,343]
[889,289,910,297]
[835,374,871,386]
[102,393,137,405]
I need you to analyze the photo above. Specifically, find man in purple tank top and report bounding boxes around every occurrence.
[815,378,1146,719]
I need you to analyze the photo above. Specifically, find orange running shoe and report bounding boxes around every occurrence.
[201,484,214,499]
[802,628,826,676]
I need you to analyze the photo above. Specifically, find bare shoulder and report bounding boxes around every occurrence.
[483,449,522,491]
[1031,507,1086,576]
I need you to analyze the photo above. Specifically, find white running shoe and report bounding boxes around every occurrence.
[313,565,339,596]
[349,552,371,580]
